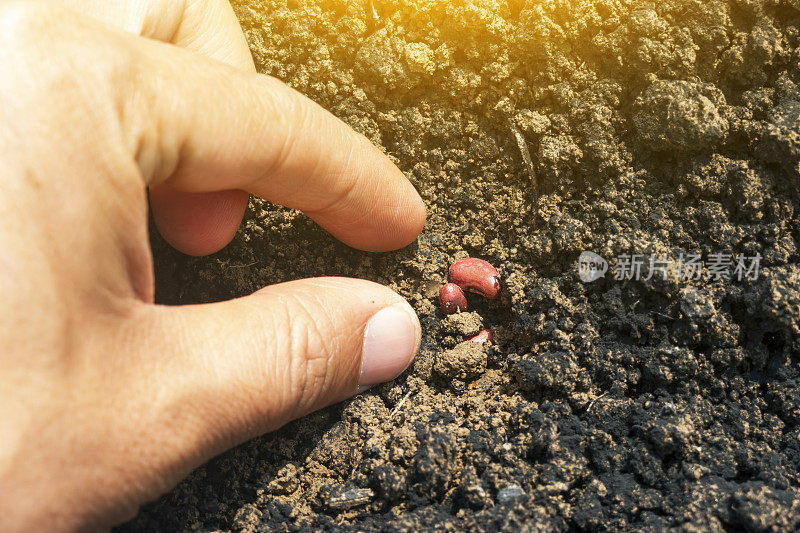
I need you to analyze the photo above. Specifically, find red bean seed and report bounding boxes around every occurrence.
[449,258,501,299]
[466,329,494,344]
[439,283,468,315]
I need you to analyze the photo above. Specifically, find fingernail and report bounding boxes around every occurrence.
[359,303,420,388]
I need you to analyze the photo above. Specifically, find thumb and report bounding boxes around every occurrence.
[138,277,420,459]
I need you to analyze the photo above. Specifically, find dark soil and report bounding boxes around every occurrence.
[120,0,800,530]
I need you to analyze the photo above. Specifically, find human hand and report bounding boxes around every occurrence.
[0,1,425,530]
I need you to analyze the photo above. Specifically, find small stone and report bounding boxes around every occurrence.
[326,486,375,510]
[497,484,527,505]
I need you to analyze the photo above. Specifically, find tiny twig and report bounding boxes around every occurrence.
[391,390,413,417]
[228,261,258,269]
[507,118,536,192]
[586,391,609,413]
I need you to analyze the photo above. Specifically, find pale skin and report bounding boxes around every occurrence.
[0,0,426,530]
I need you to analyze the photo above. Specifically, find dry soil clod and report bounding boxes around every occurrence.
[449,258,501,299]
[439,283,468,314]
[433,341,488,380]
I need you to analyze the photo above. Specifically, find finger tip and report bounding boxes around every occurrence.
[409,194,428,237]
[361,193,427,252]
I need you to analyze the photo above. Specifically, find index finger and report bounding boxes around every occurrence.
[133,37,426,252]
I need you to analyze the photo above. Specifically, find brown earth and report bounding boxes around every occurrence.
[119,0,800,530]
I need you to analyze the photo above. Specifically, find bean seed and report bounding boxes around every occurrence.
[439,283,468,315]
[449,258,501,299]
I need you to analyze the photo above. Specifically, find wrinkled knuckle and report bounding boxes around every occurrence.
[282,294,339,413]
[250,77,311,180]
